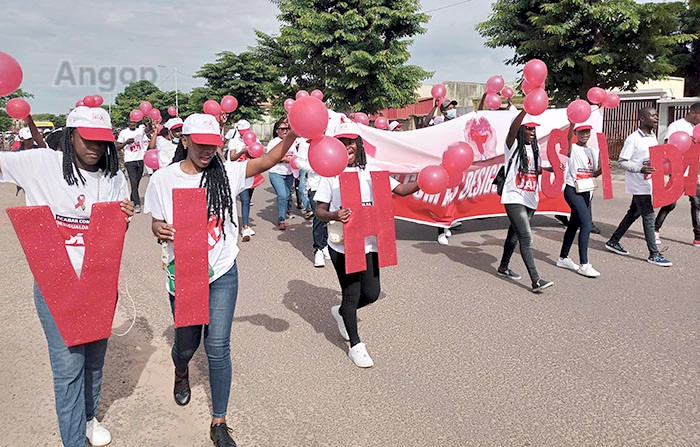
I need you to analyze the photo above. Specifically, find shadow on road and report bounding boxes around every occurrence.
[234,313,290,332]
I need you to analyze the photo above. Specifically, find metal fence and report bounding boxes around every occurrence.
[602,98,659,159]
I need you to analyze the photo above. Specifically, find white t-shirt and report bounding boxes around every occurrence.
[0,149,129,274]
[118,128,147,162]
[314,166,400,254]
[501,142,539,209]
[294,138,322,191]
[664,118,694,141]
[619,129,657,195]
[156,135,177,168]
[266,137,293,176]
[565,144,600,188]
[144,160,253,286]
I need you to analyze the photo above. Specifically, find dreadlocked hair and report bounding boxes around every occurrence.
[62,128,119,186]
[354,137,368,170]
[516,126,539,173]
[172,139,235,238]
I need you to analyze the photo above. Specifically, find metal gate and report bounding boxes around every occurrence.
[602,98,659,159]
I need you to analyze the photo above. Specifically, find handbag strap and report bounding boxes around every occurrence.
[505,146,520,175]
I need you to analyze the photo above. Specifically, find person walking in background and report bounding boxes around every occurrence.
[117,119,147,213]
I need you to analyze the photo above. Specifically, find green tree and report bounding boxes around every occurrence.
[671,0,700,96]
[256,0,432,114]
[0,89,33,132]
[33,113,67,128]
[111,80,190,127]
[477,0,697,104]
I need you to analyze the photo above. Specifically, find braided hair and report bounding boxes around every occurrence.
[342,136,367,170]
[62,128,119,186]
[172,139,236,238]
[516,126,540,173]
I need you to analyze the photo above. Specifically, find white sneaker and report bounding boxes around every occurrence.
[437,233,449,245]
[578,263,601,278]
[241,227,254,242]
[314,250,325,268]
[321,246,331,259]
[556,257,579,271]
[348,342,374,368]
[655,231,661,245]
[86,418,111,446]
[444,228,452,238]
[331,305,350,341]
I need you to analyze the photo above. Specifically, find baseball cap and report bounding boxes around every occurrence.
[389,121,402,131]
[66,106,115,142]
[18,127,32,140]
[164,117,183,130]
[182,113,223,146]
[574,123,593,131]
[333,121,361,139]
[236,119,251,134]
[521,114,541,127]
[439,99,458,112]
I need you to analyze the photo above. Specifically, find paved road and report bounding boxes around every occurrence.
[0,175,698,447]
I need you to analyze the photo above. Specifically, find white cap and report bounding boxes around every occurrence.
[18,127,32,140]
[182,113,223,146]
[333,121,361,139]
[389,121,401,131]
[66,106,114,141]
[236,119,251,132]
[164,117,183,130]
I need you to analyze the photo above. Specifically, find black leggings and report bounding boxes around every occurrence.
[560,185,592,264]
[500,203,539,283]
[329,248,380,346]
[125,160,144,206]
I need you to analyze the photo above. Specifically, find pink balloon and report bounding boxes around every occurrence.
[129,109,144,122]
[242,132,257,147]
[668,131,692,153]
[220,95,238,113]
[663,158,672,175]
[521,78,537,95]
[603,93,620,109]
[442,142,474,174]
[501,86,514,99]
[168,106,178,117]
[296,90,309,100]
[523,88,549,116]
[248,142,264,158]
[485,93,502,110]
[290,156,299,170]
[418,165,449,194]
[139,101,153,114]
[311,89,324,100]
[431,84,446,99]
[203,99,222,117]
[144,149,159,170]
[75,100,85,108]
[93,95,104,107]
[587,87,607,105]
[523,59,548,86]
[693,124,700,141]
[353,112,369,126]
[375,117,388,129]
[308,136,349,177]
[288,96,329,139]
[446,169,465,188]
[83,95,97,108]
[149,108,162,121]
[5,98,30,119]
[485,75,505,94]
[284,98,295,113]
[0,52,23,97]
[566,99,592,123]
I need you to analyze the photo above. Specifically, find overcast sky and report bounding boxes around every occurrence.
[1,0,520,114]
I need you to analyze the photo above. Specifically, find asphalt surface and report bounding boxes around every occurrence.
[0,174,698,447]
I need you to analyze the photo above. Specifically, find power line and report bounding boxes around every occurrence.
[423,0,473,14]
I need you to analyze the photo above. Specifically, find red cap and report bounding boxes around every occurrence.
[522,122,540,128]
[574,124,593,131]
[189,133,224,146]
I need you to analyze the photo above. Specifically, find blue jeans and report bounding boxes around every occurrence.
[308,190,328,251]
[560,185,592,264]
[34,283,109,447]
[297,170,311,210]
[168,263,238,418]
[269,172,294,223]
[238,188,253,227]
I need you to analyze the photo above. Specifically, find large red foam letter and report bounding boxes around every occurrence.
[7,202,126,347]
[682,143,700,197]
[173,188,209,328]
[597,132,614,200]
[650,144,685,208]
[340,171,398,274]
[542,128,566,199]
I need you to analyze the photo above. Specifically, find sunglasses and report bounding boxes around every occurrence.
[278,127,290,131]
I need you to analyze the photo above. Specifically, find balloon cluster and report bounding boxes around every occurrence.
[128,101,161,122]
[76,94,105,108]
[585,87,620,109]
[522,59,549,116]
[418,142,475,194]
[484,75,508,110]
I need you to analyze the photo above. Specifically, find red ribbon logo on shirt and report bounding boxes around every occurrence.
[74,194,86,211]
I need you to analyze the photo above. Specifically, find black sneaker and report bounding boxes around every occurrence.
[497,268,522,280]
[590,224,601,234]
[554,215,569,226]
[174,368,190,406]
[605,240,628,256]
[532,279,554,293]
[210,423,237,447]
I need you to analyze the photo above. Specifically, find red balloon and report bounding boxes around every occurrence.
[309,137,348,177]
[375,117,388,129]
[587,87,607,105]
[603,93,620,109]
[501,86,514,99]
[248,142,264,158]
[144,149,159,170]
[82,95,96,108]
[75,100,85,108]
[0,52,23,97]
[442,142,474,173]
[486,75,505,94]
[418,165,449,194]
[290,156,299,170]
[284,98,295,113]
[693,124,700,141]
[663,158,672,175]
[203,99,222,117]
[353,112,369,126]
[242,132,257,147]
[168,106,178,117]
[523,59,548,86]
[431,84,446,99]
[521,78,536,95]
[139,101,153,114]
[5,98,30,119]
[92,95,104,107]
[485,93,502,110]
[288,96,329,139]
[220,95,238,113]
[296,90,309,100]
[523,88,549,116]
[129,109,144,122]
[566,99,592,123]
[668,131,692,153]
[311,89,324,100]
[149,109,162,121]
[446,169,465,188]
